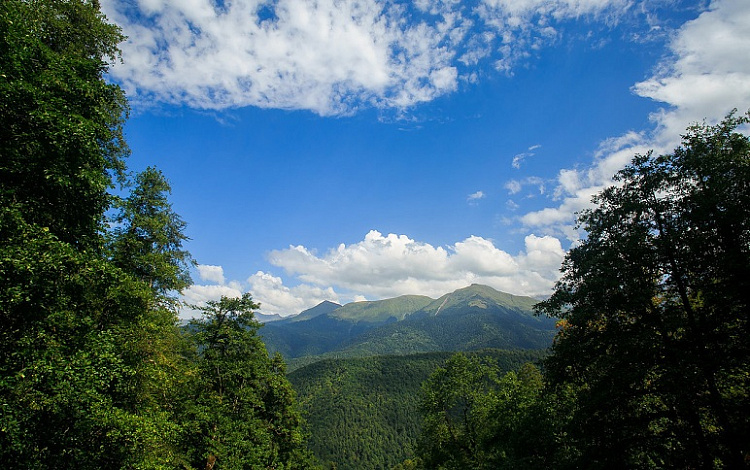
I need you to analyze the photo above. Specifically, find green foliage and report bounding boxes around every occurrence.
[0,0,128,248]
[289,349,546,470]
[0,203,154,468]
[536,112,750,469]
[110,166,193,303]
[417,354,571,470]
[184,294,315,469]
[0,1,314,467]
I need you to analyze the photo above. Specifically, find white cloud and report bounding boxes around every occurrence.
[101,0,643,115]
[467,190,486,202]
[516,0,750,240]
[246,271,339,317]
[504,176,546,196]
[478,0,631,73]
[633,0,750,144]
[179,230,568,317]
[268,230,565,300]
[181,282,244,318]
[196,264,225,284]
[511,144,540,169]
[511,153,527,169]
[505,180,522,194]
[102,0,467,115]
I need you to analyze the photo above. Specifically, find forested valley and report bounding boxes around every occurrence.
[2,1,749,469]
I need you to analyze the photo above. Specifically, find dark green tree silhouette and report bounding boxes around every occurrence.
[537,111,750,469]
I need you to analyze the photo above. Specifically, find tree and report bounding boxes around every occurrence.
[536,111,750,469]
[418,353,499,469]
[184,294,315,469]
[0,0,128,248]
[1,2,314,468]
[417,354,568,469]
[110,166,193,303]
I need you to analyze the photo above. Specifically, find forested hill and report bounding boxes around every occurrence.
[260,284,556,363]
[288,349,548,470]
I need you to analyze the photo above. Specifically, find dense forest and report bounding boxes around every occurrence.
[2,1,749,469]
[407,114,750,469]
[0,1,314,468]
[288,349,547,469]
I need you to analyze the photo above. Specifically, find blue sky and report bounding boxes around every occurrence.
[101,0,750,317]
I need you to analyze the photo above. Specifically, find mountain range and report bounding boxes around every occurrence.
[259,284,557,366]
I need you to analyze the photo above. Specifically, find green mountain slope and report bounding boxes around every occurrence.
[260,284,556,362]
[329,295,433,322]
[287,300,342,323]
[289,349,548,470]
[419,284,540,316]
[335,307,555,357]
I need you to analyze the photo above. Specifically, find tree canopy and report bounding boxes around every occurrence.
[0,1,314,468]
[536,112,750,468]
[414,113,750,470]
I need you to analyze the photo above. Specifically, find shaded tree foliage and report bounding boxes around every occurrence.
[536,112,750,469]
[0,1,314,468]
[417,354,571,470]
[289,349,545,470]
[416,113,750,470]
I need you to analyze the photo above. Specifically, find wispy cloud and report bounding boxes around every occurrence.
[102,0,641,115]
[511,144,541,169]
[515,0,750,240]
[467,190,486,203]
[504,176,545,195]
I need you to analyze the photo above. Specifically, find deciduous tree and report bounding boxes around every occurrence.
[537,111,750,469]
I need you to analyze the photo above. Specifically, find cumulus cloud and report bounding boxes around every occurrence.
[267,230,566,300]
[102,0,464,114]
[101,0,638,115]
[181,282,244,315]
[516,0,750,240]
[196,264,225,284]
[179,230,567,318]
[246,271,339,317]
[633,0,750,143]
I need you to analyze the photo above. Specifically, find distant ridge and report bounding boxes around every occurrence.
[286,300,341,323]
[260,284,556,362]
[329,295,433,322]
[254,312,284,323]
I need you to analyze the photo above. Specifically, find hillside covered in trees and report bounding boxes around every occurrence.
[288,349,547,469]
[2,1,748,469]
[409,113,750,469]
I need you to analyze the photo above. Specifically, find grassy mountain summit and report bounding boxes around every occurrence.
[329,295,434,322]
[260,284,556,363]
[286,300,342,323]
[419,283,539,316]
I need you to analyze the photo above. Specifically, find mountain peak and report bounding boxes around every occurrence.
[421,284,539,316]
[290,300,342,322]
